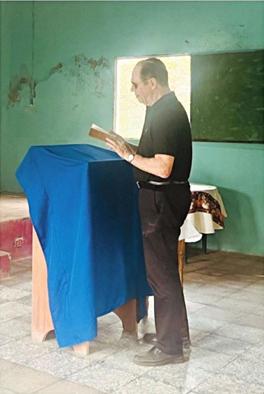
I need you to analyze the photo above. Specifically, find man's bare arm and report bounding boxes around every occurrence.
[106,136,174,179]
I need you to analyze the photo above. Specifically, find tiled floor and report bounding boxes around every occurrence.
[1,250,264,394]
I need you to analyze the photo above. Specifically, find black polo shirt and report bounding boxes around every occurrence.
[133,92,192,183]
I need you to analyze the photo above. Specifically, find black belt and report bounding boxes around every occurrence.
[136,180,188,190]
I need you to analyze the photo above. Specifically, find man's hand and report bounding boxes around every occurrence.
[106,131,174,177]
[106,131,134,160]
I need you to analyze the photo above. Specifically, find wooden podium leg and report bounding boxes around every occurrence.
[72,342,90,355]
[32,229,54,343]
[113,299,137,333]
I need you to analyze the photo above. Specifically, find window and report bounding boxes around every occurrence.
[114,55,191,141]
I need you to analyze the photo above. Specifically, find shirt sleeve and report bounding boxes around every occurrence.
[151,109,182,157]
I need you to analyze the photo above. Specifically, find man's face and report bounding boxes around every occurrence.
[131,65,153,106]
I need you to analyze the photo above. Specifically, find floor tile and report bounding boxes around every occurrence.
[190,304,244,323]
[224,288,264,305]
[233,313,264,330]
[215,322,264,344]
[0,244,263,394]
[95,322,138,348]
[186,300,207,314]
[25,343,119,379]
[188,329,211,344]
[0,301,31,322]
[15,294,32,306]
[241,342,264,363]
[215,297,264,316]
[0,359,18,373]
[33,380,106,394]
[17,312,31,324]
[114,375,177,394]
[0,286,31,303]
[0,388,19,394]
[69,359,142,393]
[194,333,254,355]
[0,274,32,287]
[188,315,228,333]
[184,290,223,306]
[0,335,58,364]
[1,316,31,339]
[143,364,213,394]
[243,281,264,294]
[0,360,59,394]
[69,346,152,393]
[193,372,264,394]
[0,334,16,346]
[186,346,237,372]
[220,273,263,285]
[11,280,32,293]
[187,284,238,298]
[219,355,264,386]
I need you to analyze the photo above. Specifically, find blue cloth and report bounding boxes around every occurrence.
[16,144,152,348]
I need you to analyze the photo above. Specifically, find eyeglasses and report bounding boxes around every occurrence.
[131,77,152,90]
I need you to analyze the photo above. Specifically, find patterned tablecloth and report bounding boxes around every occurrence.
[180,183,227,242]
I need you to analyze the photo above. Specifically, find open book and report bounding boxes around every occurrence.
[89,124,110,142]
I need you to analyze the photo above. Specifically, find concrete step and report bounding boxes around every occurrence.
[0,193,32,277]
[0,218,32,261]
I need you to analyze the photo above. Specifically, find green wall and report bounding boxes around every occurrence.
[1,1,264,256]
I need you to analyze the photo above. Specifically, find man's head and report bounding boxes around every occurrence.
[131,58,170,106]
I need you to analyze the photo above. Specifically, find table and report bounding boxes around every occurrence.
[180,182,227,254]
[16,144,153,352]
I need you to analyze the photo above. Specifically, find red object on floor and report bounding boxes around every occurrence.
[0,218,32,261]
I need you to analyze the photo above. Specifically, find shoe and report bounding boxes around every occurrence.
[142,333,191,349]
[134,346,184,366]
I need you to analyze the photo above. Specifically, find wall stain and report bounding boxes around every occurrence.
[8,65,36,107]
[48,55,109,79]
[8,55,110,106]
[50,62,63,74]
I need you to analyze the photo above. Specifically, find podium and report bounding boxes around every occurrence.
[16,144,152,350]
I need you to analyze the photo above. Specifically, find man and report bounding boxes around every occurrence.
[106,57,192,366]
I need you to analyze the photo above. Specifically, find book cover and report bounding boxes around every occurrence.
[89,124,110,142]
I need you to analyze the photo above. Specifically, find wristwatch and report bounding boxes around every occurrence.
[127,154,135,163]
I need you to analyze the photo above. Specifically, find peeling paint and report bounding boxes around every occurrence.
[50,62,63,74]
[8,55,111,105]
[49,54,109,77]
[8,65,36,106]
[47,54,111,98]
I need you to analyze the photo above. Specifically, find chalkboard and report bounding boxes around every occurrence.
[191,50,264,143]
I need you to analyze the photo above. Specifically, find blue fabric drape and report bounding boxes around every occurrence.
[16,144,152,348]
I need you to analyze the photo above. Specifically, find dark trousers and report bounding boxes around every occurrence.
[139,184,191,355]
